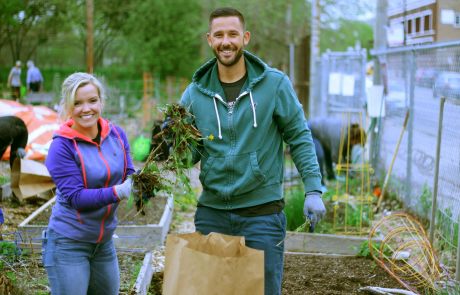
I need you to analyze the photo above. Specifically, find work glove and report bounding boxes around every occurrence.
[17,148,26,158]
[304,191,326,226]
[114,178,132,200]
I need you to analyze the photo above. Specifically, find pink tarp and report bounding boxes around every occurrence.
[0,99,61,161]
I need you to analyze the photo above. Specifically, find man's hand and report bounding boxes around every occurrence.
[114,178,132,200]
[17,148,26,159]
[303,191,326,226]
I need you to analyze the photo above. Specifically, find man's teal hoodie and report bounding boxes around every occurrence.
[180,51,322,210]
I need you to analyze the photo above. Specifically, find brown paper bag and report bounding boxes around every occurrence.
[163,232,264,295]
[11,158,55,202]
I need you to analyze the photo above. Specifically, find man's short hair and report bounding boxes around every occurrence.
[209,7,245,30]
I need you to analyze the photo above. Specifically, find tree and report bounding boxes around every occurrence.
[320,19,373,55]
[0,0,68,62]
[122,0,203,77]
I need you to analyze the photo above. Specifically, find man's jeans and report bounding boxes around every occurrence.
[42,228,120,295]
[195,206,286,295]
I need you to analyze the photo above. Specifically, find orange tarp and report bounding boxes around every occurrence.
[0,99,61,161]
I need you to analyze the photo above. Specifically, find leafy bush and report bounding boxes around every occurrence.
[284,185,306,231]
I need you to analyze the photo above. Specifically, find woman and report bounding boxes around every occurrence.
[43,72,134,295]
[309,117,366,185]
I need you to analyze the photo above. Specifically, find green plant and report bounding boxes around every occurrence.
[284,186,306,231]
[132,103,204,213]
[419,183,432,218]
[356,240,392,259]
[0,174,9,185]
[0,241,21,270]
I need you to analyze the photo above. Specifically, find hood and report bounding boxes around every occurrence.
[192,50,268,97]
[54,117,111,143]
[191,51,267,139]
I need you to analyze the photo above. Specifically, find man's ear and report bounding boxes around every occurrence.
[243,31,251,46]
[207,33,212,47]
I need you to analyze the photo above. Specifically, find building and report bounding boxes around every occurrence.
[387,0,460,47]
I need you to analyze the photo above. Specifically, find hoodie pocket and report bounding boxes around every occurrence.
[200,152,266,196]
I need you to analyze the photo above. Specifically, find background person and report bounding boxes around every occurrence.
[0,116,28,169]
[0,207,3,240]
[176,7,325,295]
[7,61,22,100]
[43,72,135,295]
[308,117,367,184]
[26,60,44,93]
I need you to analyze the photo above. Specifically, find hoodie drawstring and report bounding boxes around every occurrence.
[213,92,258,140]
[249,91,258,128]
[213,97,222,139]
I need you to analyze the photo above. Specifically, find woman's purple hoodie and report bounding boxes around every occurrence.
[45,118,135,243]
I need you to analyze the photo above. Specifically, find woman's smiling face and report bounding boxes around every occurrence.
[71,83,102,138]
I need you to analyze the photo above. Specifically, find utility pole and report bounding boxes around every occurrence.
[309,0,320,117]
[86,0,94,73]
[286,2,295,83]
[373,0,387,85]
[370,0,388,175]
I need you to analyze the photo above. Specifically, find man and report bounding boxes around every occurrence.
[0,116,28,169]
[178,7,325,294]
[26,60,44,93]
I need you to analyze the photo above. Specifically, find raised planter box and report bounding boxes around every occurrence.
[18,195,173,251]
[284,231,376,256]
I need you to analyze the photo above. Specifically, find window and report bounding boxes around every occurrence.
[407,19,413,34]
[415,17,421,33]
[455,13,460,28]
[424,15,431,31]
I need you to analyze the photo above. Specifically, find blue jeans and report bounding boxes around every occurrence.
[42,228,120,295]
[195,206,286,295]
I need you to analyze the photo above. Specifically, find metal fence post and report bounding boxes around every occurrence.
[429,96,445,244]
[405,51,416,204]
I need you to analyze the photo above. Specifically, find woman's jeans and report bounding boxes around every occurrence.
[195,206,286,295]
[42,228,120,295]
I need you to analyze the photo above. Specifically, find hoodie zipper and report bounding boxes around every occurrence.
[227,91,248,115]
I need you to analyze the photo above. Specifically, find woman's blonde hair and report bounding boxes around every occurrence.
[59,72,106,120]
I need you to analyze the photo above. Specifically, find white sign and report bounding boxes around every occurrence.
[367,85,385,118]
[387,23,404,47]
[328,72,342,95]
[341,75,355,96]
[441,9,455,25]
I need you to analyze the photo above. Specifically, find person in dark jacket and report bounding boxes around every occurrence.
[176,7,325,295]
[43,72,135,295]
[0,116,28,169]
[0,207,4,240]
[308,117,366,185]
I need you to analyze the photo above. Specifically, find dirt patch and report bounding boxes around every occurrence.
[147,253,402,294]
[282,254,402,294]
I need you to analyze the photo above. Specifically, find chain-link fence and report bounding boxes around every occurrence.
[372,40,460,278]
[310,48,367,120]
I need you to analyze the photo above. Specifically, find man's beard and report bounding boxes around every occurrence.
[213,45,244,67]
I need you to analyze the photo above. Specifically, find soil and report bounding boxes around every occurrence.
[148,254,403,295]
[147,209,404,295]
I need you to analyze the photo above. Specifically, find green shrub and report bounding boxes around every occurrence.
[284,186,306,231]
